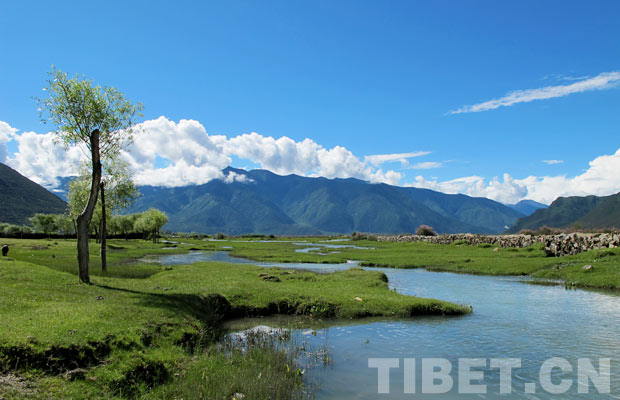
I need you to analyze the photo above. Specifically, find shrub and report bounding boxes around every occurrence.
[351,232,377,241]
[416,225,437,236]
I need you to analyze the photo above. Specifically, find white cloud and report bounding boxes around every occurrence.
[122,117,230,186]
[6,130,85,188]
[222,171,254,184]
[450,71,620,114]
[222,130,403,185]
[542,159,563,165]
[410,174,528,204]
[409,161,442,170]
[517,148,620,204]
[2,117,404,188]
[364,151,430,167]
[410,148,620,204]
[222,133,320,176]
[0,121,18,163]
[4,117,619,207]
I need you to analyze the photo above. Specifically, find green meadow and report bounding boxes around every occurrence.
[2,235,619,398]
[0,238,468,399]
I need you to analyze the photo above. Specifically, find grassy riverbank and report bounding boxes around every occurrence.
[191,237,620,290]
[0,238,468,398]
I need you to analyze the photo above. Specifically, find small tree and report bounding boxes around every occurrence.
[68,159,139,271]
[54,214,75,235]
[112,214,140,239]
[416,224,437,236]
[135,208,168,243]
[39,68,142,283]
[30,213,58,236]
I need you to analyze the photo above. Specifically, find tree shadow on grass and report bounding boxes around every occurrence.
[94,283,232,326]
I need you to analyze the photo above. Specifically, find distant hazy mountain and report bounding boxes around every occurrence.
[0,163,67,225]
[127,167,523,235]
[506,192,620,233]
[507,199,548,216]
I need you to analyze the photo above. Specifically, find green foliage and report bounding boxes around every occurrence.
[135,208,168,236]
[68,160,139,230]
[29,213,58,235]
[37,67,143,158]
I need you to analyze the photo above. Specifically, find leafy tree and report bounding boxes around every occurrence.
[30,213,58,236]
[39,68,143,283]
[134,208,168,243]
[110,214,139,238]
[54,214,75,235]
[68,159,139,271]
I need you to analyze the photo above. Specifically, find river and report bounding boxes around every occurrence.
[154,249,620,399]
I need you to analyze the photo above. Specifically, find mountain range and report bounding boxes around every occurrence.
[507,199,548,216]
[0,163,67,225]
[3,163,561,235]
[507,192,620,233]
[127,167,525,235]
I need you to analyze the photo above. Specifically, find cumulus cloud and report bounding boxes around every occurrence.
[2,117,404,188]
[0,121,18,163]
[410,174,528,204]
[450,71,620,114]
[122,117,230,186]
[364,151,430,167]
[6,129,85,188]
[543,159,563,165]
[221,130,402,185]
[410,148,620,204]
[4,117,619,206]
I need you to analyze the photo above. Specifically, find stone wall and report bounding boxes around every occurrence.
[376,232,620,257]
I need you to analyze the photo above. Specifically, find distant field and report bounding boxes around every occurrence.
[193,236,620,290]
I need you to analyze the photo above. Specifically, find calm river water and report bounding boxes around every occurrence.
[155,250,620,399]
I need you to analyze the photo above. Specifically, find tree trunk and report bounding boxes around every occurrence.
[100,181,107,273]
[76,129,102,284]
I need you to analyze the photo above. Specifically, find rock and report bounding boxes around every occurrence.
[64,368,87,381]
[354,296,363,302]
[258,273,268,277]
[262,275,281,282]
[96,296,104,300]
[582,264,594,271]
[232,393,246,400]
[379,231,620,258]
[493,247,499,252]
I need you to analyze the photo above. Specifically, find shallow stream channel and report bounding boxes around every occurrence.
[151,245,620,399]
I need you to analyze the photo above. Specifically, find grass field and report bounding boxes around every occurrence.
[0,237,469,399]
[190,236,620,290]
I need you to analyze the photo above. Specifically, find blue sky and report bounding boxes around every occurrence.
[1,0,619,204]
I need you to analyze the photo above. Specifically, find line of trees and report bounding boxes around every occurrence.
[0,209,168,241]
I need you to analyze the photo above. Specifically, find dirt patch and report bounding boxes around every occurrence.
[0,373,37,398]
[27,245,49,250]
